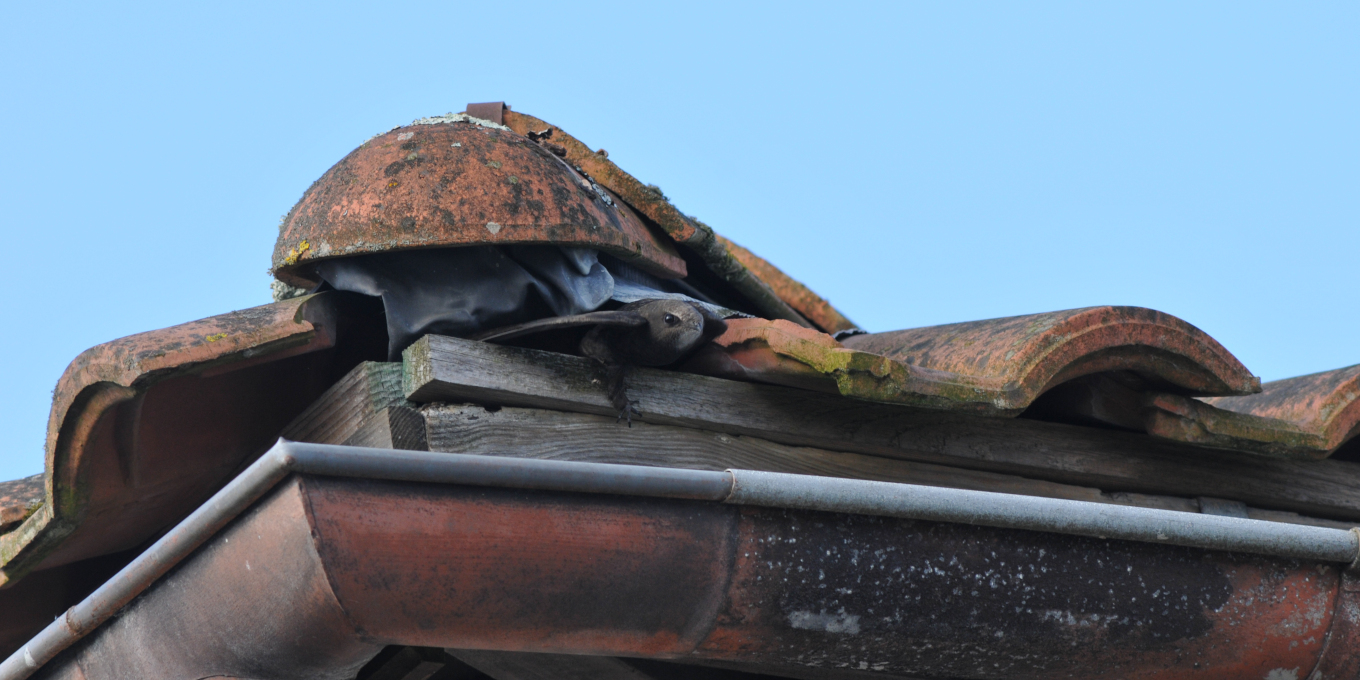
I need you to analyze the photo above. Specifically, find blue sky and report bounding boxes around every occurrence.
[0,2,1355,480]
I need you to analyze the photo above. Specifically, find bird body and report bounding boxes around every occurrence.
[579,299,714,367]
[473,298,728,422]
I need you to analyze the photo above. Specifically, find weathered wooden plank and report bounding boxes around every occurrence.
[283,360,1347,528]
[282,361,426,450]
[344,406,428,451]
[425,404,1351,529]
[405,335,1360,520]
[450,651,656,680]
[425,404,1169,505]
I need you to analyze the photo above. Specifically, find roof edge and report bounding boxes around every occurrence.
[0,295,338,587]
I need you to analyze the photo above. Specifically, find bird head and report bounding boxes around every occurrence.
[638,299,708,351]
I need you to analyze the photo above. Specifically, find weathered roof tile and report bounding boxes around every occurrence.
[0,293,355,587]
[842,306,1259,401]
[501,110,853,333]
[1145,365,1360,459]
[686,307,1259,416]
[0,476,42,534]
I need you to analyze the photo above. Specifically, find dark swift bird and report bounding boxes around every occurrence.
[472,299,728,423]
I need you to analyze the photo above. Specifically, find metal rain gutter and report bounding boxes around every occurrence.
[5,440,1359,680]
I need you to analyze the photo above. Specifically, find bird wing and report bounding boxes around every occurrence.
[472,310,648,344]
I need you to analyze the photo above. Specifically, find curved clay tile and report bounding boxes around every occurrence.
[681,318,1018,413]
[682,319,854,394]
[271,119,688,286]
[1144,365,1360,459]
[0,475,42,534]
[0,294,353,587]
[716,235,859,335]
[842,307,1259,408]
[685,307,1258,415]
[502,109,841,329]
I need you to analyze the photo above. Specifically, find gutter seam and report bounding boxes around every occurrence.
[296,475,376,644]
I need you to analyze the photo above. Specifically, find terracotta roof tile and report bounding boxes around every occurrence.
[1144,365,1360,459]
[716,235,858,335]
[685,307,1259,415]
[0,293,357,587]
[501,110,855,333]
[0,476,42,533]
[271,120,688,286]
[843,306,1258,399]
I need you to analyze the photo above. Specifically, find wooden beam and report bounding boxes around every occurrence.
[425,404,1350,530]
[282,362,425,450]
[344,406,427,451]
[404,335,1360,521]
[281,356,1352,528]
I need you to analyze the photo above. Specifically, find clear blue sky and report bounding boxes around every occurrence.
[1,2,1355,480]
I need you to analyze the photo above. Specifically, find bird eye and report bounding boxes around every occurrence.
[663,313,678,325]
